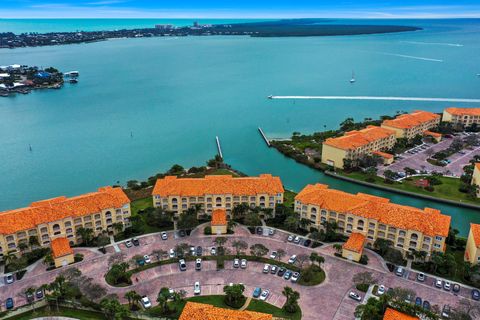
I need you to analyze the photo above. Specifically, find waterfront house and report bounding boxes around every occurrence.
[179,302,272,320]
[152,174,284,216]
[295,184,451,258]
[211,208,228,234]
[0,186,130,260]
[51,237,74,268]
[442,107,480,128]
[381,110,441,141]
[472,163,480,198]
[465,223,480,265]
[321,125,396,169]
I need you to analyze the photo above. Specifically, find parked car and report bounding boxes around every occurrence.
[415,297,422,306]
[395,266,404,276]
[423,300,431,311]
[417,272,425,282]
[405,294,412,304]
[270,265,278,274]
[277,267,286,277]
[125,240,133,248]
[471,289,480,301]
[263,264,270,273]
[268,228,275,236]
[196,246,203,256]
[442,305,451,318]
[190,246,196,256]
[284,270,292,280]
[253,287,262,298]
[210,247,217,256]
[377,285,385,296]
[287,235,294,242]
[291,272,300,283]
[141,296,152,309]
[195,258,202,271]
[4,274,14,284]
[293,236,300,244]
[194,282,201,295]
[435,279,443,288]
[178,259,187,271]
[136,258,145,266]
[5,298,14,310]
[161,232,168,240]
[233,258,240,268]
[444,281,451,291]
[26,291,34,303]
[270,251,278,259]
[132,237,140,246]
[453,284,460,293]
[241,259,247,269]
[35,288,44,299]
[178,230,186,237]
[169,249,176,258]
[303,239,312,247]
[143,255,151,264]
[349,291,362,302]
[256,227,263,235]
[288,255,297,264]
[260,289,270,301]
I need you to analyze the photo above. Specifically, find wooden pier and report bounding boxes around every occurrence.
[258,127,271,147]
[215,136,223,159]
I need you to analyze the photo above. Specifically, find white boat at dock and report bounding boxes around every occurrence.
[64,71,79,77]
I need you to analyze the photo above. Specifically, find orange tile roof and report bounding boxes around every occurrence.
[445,107,480,116]
[343,232,366,253]
[471,224,480,248]
[51,237,73,259]
[295,184,451,237]
[179,302,272,320]
[475,163,480,172]
[423,130,442,138]
[212,209,227,225]
[153,174,284,197]
[373,151,394,159]
[381,111,440,130]
[324,126,395,151]
[383,308,419,320]
[0,187,130,235]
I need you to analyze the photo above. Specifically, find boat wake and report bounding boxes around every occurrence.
[401,41,463,47]
[376,52,443,62]
[268,96,480,103]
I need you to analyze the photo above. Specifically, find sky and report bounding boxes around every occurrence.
[1,0,480,18]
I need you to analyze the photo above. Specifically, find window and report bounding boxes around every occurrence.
[330,212,337,218]
[64,221,72,227]
[435,236,443,241]
[182,198,187,203]
[172,198,178,204]
[399,230,406,237]
[250,197,256,202]
[311,214,317,221]
[226,197,231,202]
[216,197,222,203]
[378,231,385,238]
[40,227,48,234]
[94,214,101,220]
[321,210,327,216]
[434,243,441,249]
[409,241,417,247]
[66,228,73,234]
[347,217,353,223]
[369,222,375,228]
[83,216,91,222]
[411,233,418,241]
[259,196,265,202]
[423,237,431,243]
[311,207,317,214]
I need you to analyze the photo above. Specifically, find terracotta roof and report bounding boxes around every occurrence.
[153,174,284,197]
[212,209,227,225]
[471,224,480,248]
[295,184,451,237]
[179,302,272,320]
[324,126,395,151]
[343,232,366,253]
[445,107,480,116]
[0,187,130,235]
[383,308,419,320]
[373,151,394,159]
[475,163,480,172]
[423,130,442,138]
[51,237,73,259]
[381,111,440,129]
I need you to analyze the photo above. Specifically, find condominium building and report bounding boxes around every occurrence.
[321,125,396,169]
[0,186,131,258]
[152,174,284,215]
[381,110,440,140]
[465,223,480,265]
[442,107,480,127]
[472,163,480,198]
[295,184,451,257]
[180,302,272,320]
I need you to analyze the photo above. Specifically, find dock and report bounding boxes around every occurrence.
[258,127,271,147]
[215,136,223,159]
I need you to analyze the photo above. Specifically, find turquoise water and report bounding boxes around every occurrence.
[1,19,479,235]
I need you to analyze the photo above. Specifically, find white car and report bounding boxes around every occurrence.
[377,285,385,296]
[291,272,300,282]
[288,255,297,264]
[169,249,175,258]
[194,282,201,295]
[444,281,451,291]
[141,296,152,308]
[270,251,278,259]
[5,274,14,284]
[125,240,133,248]
[233,258,240,268]
[161,232,168,240]
[211,247,217,256]
[435,279,443,288]
[195,258,202,271]
[287,235,294,242]
[263,264,270,273]
[349,291,362,302]
[144,255,151,264]
[293,236,300,243]
[241,259,247,269]
[259,289,270,301]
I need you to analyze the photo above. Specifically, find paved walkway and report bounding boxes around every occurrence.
[239,297,252,311]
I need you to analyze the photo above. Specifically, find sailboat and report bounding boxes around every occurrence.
[350,71,356,83]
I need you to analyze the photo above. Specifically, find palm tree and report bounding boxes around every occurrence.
[43,253,54,267]
[76,227,94,246]
[18,242,29,254]
[29,236,40,248]
[3,250,16,266]
[112,222,124,234]
[125,290,141,310]
[333,244,343,254]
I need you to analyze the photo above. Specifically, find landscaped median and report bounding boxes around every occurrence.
[105,254,325,287]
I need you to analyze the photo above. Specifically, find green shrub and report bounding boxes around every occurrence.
[356,283,369,292]
[204,226,212,235]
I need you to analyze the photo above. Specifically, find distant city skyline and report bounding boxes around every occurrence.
[1,0,480,18]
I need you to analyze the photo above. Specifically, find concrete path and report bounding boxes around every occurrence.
[239,297,252,311]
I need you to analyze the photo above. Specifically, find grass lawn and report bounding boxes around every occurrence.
[131,197,153,216]
[284,190,297,208]
[187,168,241,178]
[247,299,301,320]
[297,265,326,286]
[340,171,480,205]
[6,306,107,320]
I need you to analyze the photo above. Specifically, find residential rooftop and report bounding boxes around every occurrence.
[152,174,284,197]
[295,184,451,237]
[381,110,440,129]
[179,302,272,320]
[471,223,480,248]
[343,232,366,253]
[0,186,130,235]
[383,308,419,320]
[444,107,480,116]
[372,150,394,159]
[324,125,395,151]
[51,237,74,259]
[211,208,227,225]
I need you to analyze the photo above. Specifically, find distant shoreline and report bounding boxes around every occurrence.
[0,19,421,49]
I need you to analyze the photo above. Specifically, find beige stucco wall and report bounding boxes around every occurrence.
[54,253,74,268]
[321,144,348,169]
[472,166,480,198]
[342,248,362,262]
[211,225,227,235]
[465,228,480,265]
[442,110,453,122]
[380,125,405,138]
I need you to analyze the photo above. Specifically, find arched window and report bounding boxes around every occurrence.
[216,197,222,203]
[411,233,418,241]
[311,208,317,214]
[259,196,265,202]
[358,220,364,226]
[52,224,60,231]
[172,198,178,204]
